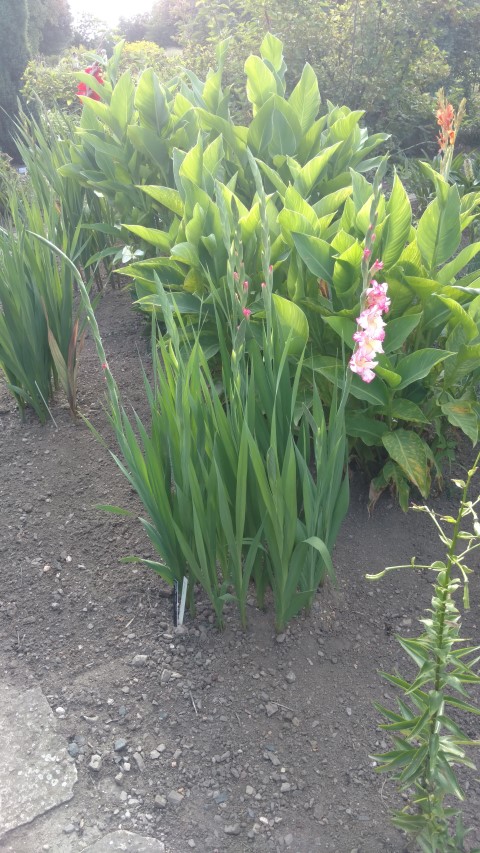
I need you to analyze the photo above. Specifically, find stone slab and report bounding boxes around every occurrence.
[0,682,77,838]
[82,831,166,852]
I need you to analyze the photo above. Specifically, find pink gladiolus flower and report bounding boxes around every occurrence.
[353,330,384,354]
[356,305,386,340]
[362,248,372,260]
[243,280,249,291]
[371,259,384,272]
[366,280,390,314]
[261,281,267,288]
[349,347,378,383]
[102,361,108,370]
[233,271,239,281]
[242,307,252,319]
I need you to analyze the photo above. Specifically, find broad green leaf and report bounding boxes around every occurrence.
[245,55,278,111]
[417,183,461,270]
[440,400,478,444]
[390,399,429,424]
[322,316,355,348]
[437,241,480,284]
[127,126,169,173]
[382,430,430,497]
[345,413,387,445]
[122,224,172,252]
[291,232,335,283]
[436,295,478,341]
[109,70,135,135]
[272,294,309,356]
[288,63,320,133]
[293,143,341,197]
[135,68,170,131]
[260,32,284,71]
[395,348,455,390]
[381,174,412,269]
[139,185,184,216]
[383,314,421,353]
[248,96,302,158]
[305,355,389,406]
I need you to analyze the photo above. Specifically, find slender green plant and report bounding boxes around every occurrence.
[367,450,480,852]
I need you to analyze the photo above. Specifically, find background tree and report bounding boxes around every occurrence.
[27,0,72,56]
[0,0,30,156]
[71,13,115,51]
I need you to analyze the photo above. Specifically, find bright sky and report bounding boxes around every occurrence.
[69,0,154,26]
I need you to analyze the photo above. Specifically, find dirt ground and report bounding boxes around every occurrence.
[0,288,479,853]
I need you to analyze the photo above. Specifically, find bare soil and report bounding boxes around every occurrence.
[0,288,479,853]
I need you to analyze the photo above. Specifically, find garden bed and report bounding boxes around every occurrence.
[0,288,479,853]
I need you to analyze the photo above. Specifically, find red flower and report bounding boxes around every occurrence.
[77,64,104,101]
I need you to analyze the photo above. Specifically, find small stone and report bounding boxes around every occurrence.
[55,706,66,718]
[23,504,33,513]
[133,752,145,772]
[245,785,255,796]
[187,841,196,849]
[131,654,148,666]
[224,824,241,836]
[63,823,75,835]
[265,703,278,717]
[285,671,296,684]
[284,835,293,848]
[313,804,323,821]
[114,738,128,752]
[67,742,79,758]
[88,754,102,772]
[280,782,291,793]
[167,790,184,806]
[157,743,166,753]
[276,633,286,644]
[346,707,352,716]
[155,795,167,809]
[150,750,160,760]
[160,669,171,685]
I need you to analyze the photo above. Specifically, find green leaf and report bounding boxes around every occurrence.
[245,55,278,111]
[272,294,309,356]
[322,316,356,348]
[381,174,412,269]
[248,95,302,158]
[437,241,480,284]
[383,314,421,353]
[139,185,184,216]
[260,32,284,72]
[390,399,429,424]
[122,224,172,252]
[291,232,335,283]
[440,400,479,444]
[417,183,461,271]
[288,63,320,133]
[382,430,431,497]
[395,348,455,390]
[109,70,135,135]
[346,414,388,445]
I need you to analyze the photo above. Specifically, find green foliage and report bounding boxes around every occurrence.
[27,0,72,56]
[0,0,30,156]
[368,453,480,851]
[52,181,349,630]
[0,192,86,419]
[61,36,480,505]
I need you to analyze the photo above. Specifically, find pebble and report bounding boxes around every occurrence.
[265,703,278,717]
[114,738,128,752]
[88,754,102,772]
[67,742,79,758]
[167,789,184,806]
[133,751,145,771]
[187,841,196,849]
[55,706,66,718]
[155,795,167,808]
[131,654,148,666]
[284,835,293,848]
[280,782,291,793]
[285,671,296,684]
[276,633,286,644]
[63,823,75,835]
[224,823,241,836]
